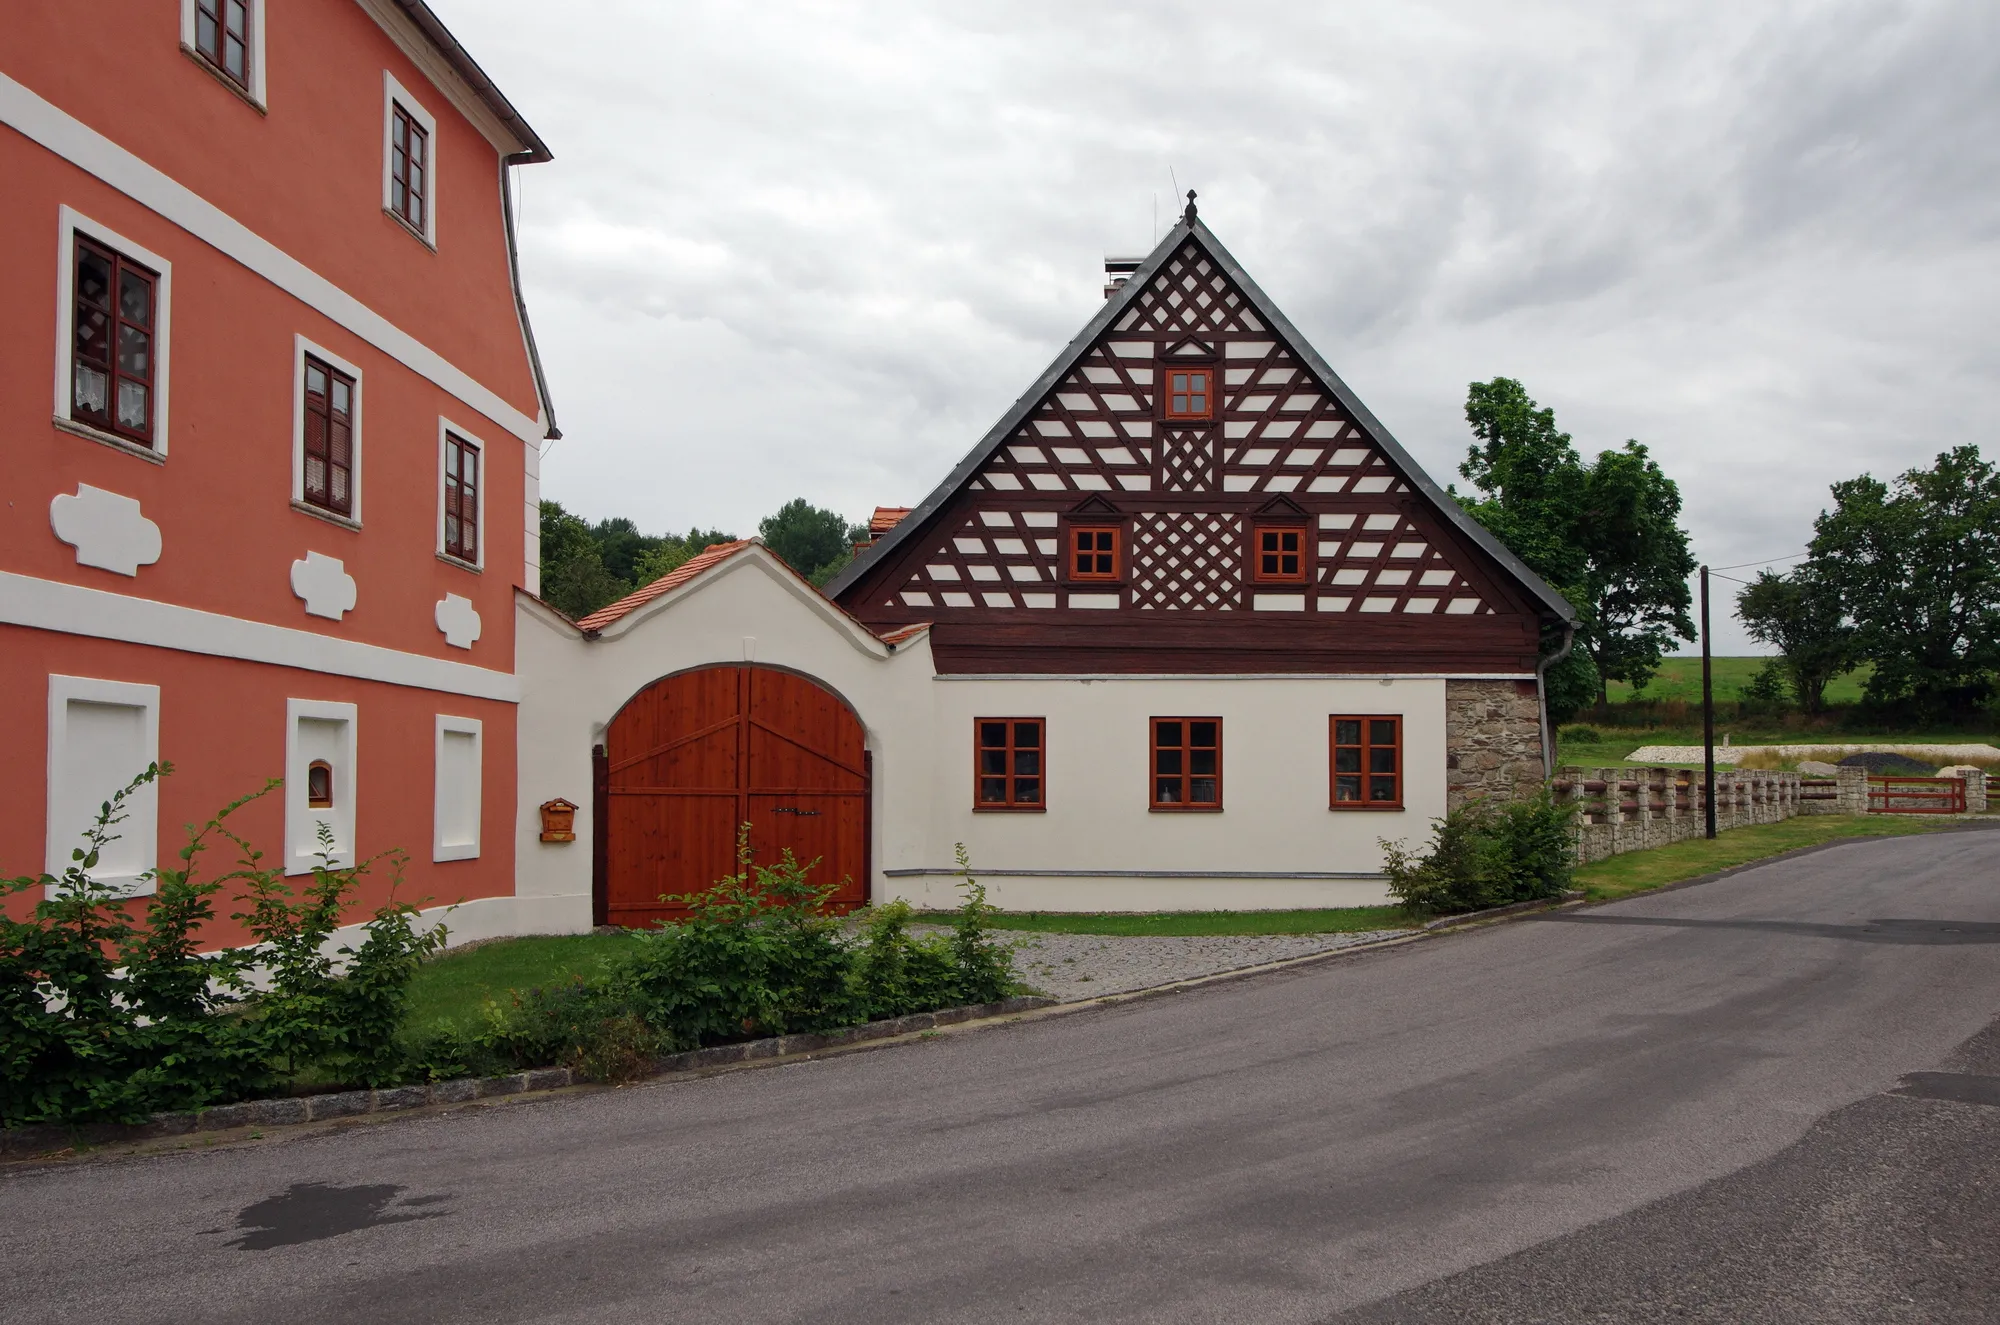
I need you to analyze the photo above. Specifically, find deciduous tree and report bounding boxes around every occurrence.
[1808,446,2000,716]
[1455,379,1694,718]
[1733,567,1853,712]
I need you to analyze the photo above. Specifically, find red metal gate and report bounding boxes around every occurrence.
[1868,777,1966,814]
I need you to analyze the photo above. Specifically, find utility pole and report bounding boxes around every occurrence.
[1701,564,1716,839]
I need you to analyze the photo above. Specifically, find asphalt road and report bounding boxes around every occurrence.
[9,830,2000,1324]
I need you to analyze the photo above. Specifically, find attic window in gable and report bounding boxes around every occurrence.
[1069,527,1120,581]
[1164,367,1213,421]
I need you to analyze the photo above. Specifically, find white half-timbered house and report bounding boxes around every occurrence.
[513,200,1576,925]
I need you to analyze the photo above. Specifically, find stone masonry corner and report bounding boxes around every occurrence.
[1445,678,1545,811]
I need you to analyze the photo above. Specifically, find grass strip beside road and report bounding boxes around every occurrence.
[1574,814,1978,902]
[405,932,639,1035]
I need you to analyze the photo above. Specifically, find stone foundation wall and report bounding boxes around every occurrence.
[1445,679,1547,811]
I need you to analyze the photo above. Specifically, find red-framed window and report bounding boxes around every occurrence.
[70,237,159,446]
[1331,716,1402,809]
[444,433,479,563]
[1252,525,1308,583]
[194,0,251,88]
[390,103,429,233]
[1151,718,1221,810]
[975,718,1045,810]
[1069,526,1120,581]
[301,355,355,516]
[1162,366,1214,421]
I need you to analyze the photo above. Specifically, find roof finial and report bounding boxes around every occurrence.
[1183,189,1198,224]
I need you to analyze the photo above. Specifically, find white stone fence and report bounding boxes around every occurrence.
[1549,765,1987,865]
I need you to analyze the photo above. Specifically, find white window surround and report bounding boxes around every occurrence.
[291,334,364,524]
[436,417,487,569]
[178,0,269,108]
[53,206,173,457]
[46,675,161,896]
[284,699,357,876]
[382,72,439,247]
[1,73,542,443]
[432,714,482,862]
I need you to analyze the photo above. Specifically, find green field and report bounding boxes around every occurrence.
[1604,656,1872,705]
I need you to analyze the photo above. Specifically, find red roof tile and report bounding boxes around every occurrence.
[572,540,753,631]
[875,621,932,647]
[869,506,913,535]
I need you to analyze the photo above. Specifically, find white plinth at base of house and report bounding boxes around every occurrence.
[884,871,1395,914]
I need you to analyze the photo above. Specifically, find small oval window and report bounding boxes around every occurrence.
[307,760,334,809]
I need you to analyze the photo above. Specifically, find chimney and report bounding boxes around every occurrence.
[1103,256,1142,300]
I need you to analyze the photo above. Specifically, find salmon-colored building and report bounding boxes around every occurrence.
[1,1,559,944]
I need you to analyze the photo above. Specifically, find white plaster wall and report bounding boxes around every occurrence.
[513,555,937,931]
[514,552,1447,920]
[889,676,1446,911]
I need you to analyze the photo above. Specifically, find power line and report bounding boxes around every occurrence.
[1709,551,1809,572]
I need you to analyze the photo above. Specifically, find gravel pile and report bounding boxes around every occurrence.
[960,928,1412,1002]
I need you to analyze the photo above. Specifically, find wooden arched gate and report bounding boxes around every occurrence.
[595,665,869,928]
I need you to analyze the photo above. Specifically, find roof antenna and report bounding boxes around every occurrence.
[1183,189,1198,224]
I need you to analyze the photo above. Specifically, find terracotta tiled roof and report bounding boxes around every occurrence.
[869,506,913,535]
[573,540,753,632]
[875,621,932,647]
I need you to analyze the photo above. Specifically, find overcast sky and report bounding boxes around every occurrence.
[436,0,1999,654]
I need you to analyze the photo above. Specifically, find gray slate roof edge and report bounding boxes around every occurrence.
[827,217,1577,626]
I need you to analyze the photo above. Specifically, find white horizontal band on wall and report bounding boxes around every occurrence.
[0,72,544,445]
[882,868,1388,880]
[931,673,1538,682]
[0,571,519,702]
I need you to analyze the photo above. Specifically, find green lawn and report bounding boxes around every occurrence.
[1606,657,1872,705]
[1573,815,1975,902]
[404,932,640,1035]
[399,907,1420,1031]
[912,906,1416,937]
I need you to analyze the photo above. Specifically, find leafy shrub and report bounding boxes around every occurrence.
[1741,660,1793,714]
[611,838,864,1049]
[1559,726,1603,744]
[408,836,1021,1080]
[1,768,443,1126]
[1381,791,1577,916]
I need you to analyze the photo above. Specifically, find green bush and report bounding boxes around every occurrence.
[407,835,1021,1081]
[1381,791,1577,916]
[1,768,443,1127]
[1559,725,1603,744]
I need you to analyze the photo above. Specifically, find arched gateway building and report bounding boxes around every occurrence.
[515,200,1576,930]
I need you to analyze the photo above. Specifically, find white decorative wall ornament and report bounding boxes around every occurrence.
[434,593,481,649]
[49,485,162,577]
[291,551,357,620]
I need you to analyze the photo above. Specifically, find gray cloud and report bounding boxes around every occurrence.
[438,0,2000,651]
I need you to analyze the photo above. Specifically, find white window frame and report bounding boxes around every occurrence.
[179,0,269,108]
[436,417,488,570]
[45,675,161,896]
[432,714,483,862]
[291,334,365,525]
[284,698,357,876]
[53,206,174,460]
[382,72,439,247]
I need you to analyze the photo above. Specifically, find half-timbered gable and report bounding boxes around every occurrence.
[830,203,1574,675]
